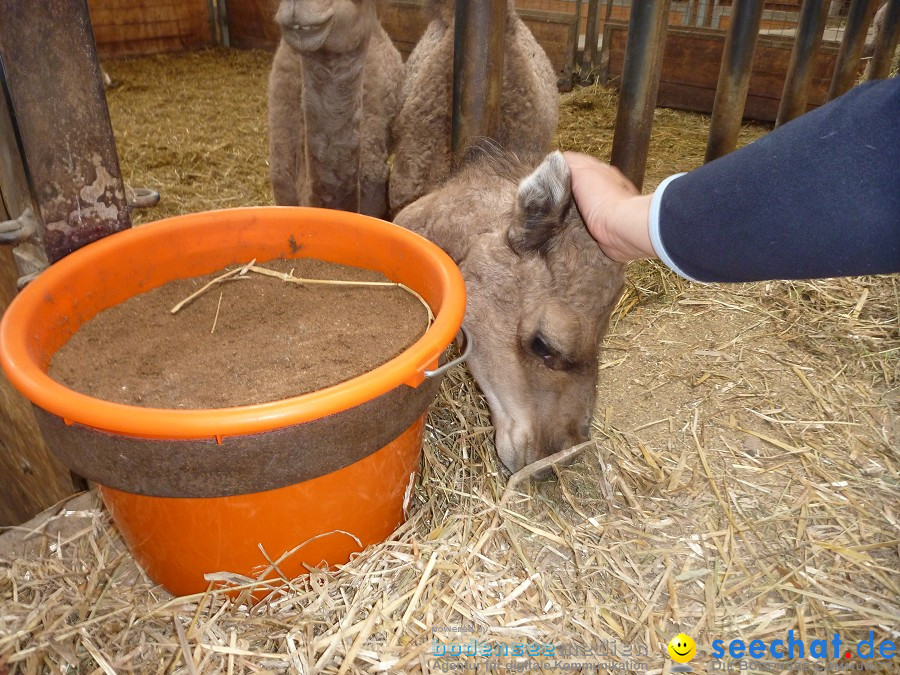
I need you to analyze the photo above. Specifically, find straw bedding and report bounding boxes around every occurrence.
[0,49,896,674]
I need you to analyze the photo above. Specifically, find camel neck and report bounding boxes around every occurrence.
[301,44,368,213]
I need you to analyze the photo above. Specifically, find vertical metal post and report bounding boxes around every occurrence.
[582,0,602,72]
[776,0,830,126]
[705,0,765,162]
[610,0,669,191]
[697,0,711,27]
[869,0,900,80]
[451,0,508,158]
[0,0,130,265]
[564,0,584,89]
[0,68,46,283]
[828,0,877,100]
[219,0,232,48]
[207,0,220,45]
[598,0,616,84]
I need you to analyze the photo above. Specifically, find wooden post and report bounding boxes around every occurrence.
[705,0,766,162]
[776,0,831,126]
[868,0,900,80]
[610,0,669,191]
[0,0,131,264]
[451,0,508,158]
[828,0,878,100]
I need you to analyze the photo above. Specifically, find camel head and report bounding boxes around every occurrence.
[275,0,378,54]
[395,148,625,476]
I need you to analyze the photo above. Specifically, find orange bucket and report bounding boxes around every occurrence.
[0,207,466,597]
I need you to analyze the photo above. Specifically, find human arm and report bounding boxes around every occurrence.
[567,77,900,282]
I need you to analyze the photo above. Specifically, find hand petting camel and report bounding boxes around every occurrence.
[268,0,403,218]
[394,145,626,476]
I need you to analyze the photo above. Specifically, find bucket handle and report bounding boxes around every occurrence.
[425,325,472,379]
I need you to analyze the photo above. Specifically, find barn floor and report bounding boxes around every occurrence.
[0,49,897,674]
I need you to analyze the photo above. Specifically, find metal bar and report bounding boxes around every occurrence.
[219,0,231,48]
[869,0,900,80]
[564,0,583,89]
[582,0,601,72]
[610,0,669,191]
[597,0,616,84]
[0,0,130,264]
[705,0,766,162]
[697,0,711,27]
[451,0,508,158]
[828,0,877,100]
[207,0,219,45]
[776,0,830,126]
[0,63,46,280]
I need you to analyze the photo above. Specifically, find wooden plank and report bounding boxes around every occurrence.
[518,9,578,85]
[0,492,97,558]
[379,0,430,59]
[0,248,76,527]
[93,20,202,44]
[225,0,281,50]
[87,0,212,57]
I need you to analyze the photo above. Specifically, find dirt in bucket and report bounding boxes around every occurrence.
[49,258,431,409]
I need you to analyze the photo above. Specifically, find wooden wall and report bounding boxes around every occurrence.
[0,249,76,527]
[604,22,841,122]
[376,0,431,58]
[228,0,281,50]
[88,0,213,58]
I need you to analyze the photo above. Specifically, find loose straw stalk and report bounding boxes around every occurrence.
[170,261,434,324]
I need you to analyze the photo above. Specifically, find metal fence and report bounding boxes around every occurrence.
[519,0,888,74]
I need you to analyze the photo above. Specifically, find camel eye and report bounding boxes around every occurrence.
[529,334,574,371]
[531,334,554,359]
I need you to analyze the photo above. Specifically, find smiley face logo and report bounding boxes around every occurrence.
[667,633,697,663]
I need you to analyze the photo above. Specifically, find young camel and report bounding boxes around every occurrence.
[388,0,560,215]
[395,146,626,476]
[268,0,402,218]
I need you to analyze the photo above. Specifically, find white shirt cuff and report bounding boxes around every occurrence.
[648,172,704,283]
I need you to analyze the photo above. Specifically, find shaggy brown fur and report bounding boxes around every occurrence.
[388,0,559,215]
[268,0,402,218]
[395,145,625,475]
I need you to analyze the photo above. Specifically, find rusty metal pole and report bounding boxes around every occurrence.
[0,0,130,268]
[869,0,900,80]
[451,0,508,159]
[705,0,765,162]
[776,0,831,126]
[610,0,669,191]
[828,0,877,100]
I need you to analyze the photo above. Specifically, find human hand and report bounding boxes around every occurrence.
[564,151,656,263]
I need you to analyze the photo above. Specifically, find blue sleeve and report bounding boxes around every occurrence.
[655,77,900,283]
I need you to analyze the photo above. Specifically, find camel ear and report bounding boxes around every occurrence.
[508,151,573,256]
